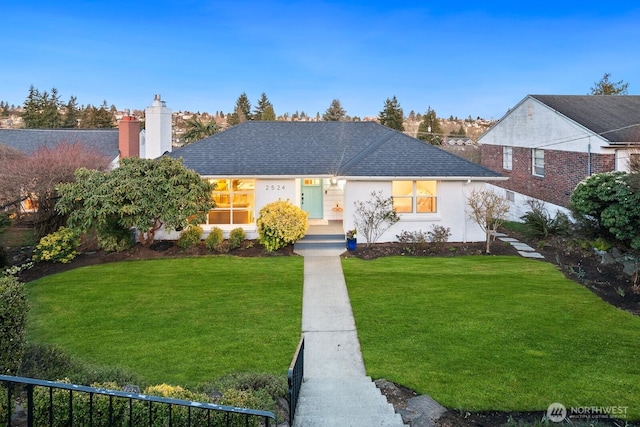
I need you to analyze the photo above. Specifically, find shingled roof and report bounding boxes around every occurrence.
[168,121,502,179]
[530,95,640,144]
[0,128,120,159]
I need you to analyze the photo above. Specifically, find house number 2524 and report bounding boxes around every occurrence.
[265,185,285,190]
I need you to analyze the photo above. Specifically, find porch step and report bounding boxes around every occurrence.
[294,233,346,255]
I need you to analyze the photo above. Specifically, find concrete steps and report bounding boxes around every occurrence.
[294,233,346,255]
[293,377,404,427]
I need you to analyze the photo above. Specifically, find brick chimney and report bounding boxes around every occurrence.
[118,114,140,158]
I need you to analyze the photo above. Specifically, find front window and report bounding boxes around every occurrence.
[532,149,544,176]
[503,146,513,170]
[207,179,255,224]
[392,181,437,213]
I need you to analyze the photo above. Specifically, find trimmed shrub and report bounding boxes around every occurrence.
[30,379,270,427]
[197,372,288,413]
[214,240,231,254]
[229,227,246,249]
[177,225,203,249]
[257,200,308,252]
[33,226,79,263]
[205,227,224,251]
[21,342,140,386]
[0,274,28,375]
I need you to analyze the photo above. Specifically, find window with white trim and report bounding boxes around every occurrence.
[207,179,255,224]
[392,181,437,213]
[502,146,513,170]
[532,148,544,177]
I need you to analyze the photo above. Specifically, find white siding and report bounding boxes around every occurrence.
[480,97,609,154]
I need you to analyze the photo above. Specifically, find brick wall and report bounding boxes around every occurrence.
[481,145,615,207]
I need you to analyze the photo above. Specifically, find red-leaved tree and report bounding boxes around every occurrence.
[0,141,111,237]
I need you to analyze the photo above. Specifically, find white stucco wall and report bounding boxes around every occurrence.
[343,180,486,244]
[487,183,572,222]
[157,177,489,243]
[479,97,609,154]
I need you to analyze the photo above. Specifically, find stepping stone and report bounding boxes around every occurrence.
[498,237,519,242]
[518,251,545,259]
[510,242,535,251]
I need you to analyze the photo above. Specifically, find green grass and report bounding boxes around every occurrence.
[343,256,640,419]
[27,256,303,387]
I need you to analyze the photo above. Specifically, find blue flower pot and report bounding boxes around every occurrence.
[346,238,357,251]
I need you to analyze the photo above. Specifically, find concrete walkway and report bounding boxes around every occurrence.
[292,247,404,427]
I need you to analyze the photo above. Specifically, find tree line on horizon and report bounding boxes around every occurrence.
[1,73,629,145]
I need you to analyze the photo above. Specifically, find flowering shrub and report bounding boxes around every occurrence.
[205,227,224,251]
[229,227,246,249]
[177,225,203,249]
[33,227,79,263]
[257,200,308,252]
[346,229,357,240]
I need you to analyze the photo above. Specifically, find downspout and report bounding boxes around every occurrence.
[587,137,592,176]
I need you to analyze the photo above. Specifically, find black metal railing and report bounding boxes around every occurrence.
[0,375,276,427]
[286,336,304,425]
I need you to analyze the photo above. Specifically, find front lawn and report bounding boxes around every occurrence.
[27,256,303,387]
[343,256,640,419]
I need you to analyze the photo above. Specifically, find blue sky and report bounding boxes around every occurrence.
[2,1,639,120]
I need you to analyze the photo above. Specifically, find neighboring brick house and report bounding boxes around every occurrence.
[479,95,640,219]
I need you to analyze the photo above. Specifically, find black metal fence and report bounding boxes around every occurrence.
[0,375,276,427]
[286,336,304,426]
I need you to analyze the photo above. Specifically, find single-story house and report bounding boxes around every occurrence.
[164,121,505,243]
[479,95,640,220]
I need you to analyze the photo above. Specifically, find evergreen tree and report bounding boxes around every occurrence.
[228,92,252,126]
[80,101,114,128]
[22,86,63,128]
[62,96,79,128]
[417,107,443,145]
[262,104,276,121]
[378,96,404,131]
[253,93,274,121]
[590,72,629,95]
[322,99,346,121]
[41,88,63,128]
[448,125,466,137]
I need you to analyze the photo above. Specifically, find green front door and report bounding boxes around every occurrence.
[301,178,323,219]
